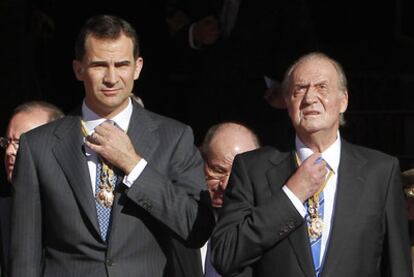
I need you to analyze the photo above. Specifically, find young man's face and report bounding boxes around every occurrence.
[73,33,143,118]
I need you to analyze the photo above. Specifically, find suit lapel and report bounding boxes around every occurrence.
[125,103,159,161]
[52,115,101,235]
[321,140,367,276]
[266,151,315,277]
[108,103,159,243]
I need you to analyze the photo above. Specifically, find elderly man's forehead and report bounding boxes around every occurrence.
[294,57,337,75]
[290,57,341,86]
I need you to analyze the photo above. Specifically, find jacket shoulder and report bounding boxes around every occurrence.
[343,140,398,164]
[235,146,289,167]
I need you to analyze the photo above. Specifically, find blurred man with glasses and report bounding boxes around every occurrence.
[0,101,63,276]
[1,101,64,184]
[173,122,260,277]
[201,122,260,210]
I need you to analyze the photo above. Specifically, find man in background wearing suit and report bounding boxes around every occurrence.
[201,122,259,277]
[10,14,213,277]
[211,52,412,276]
[0,101,63,277]
[172,122,259,277]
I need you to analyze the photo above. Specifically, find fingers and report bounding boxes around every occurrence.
[84,122,120,157]
[84,138,102,155]
[304,153,322,165]
[84,121,141,174]
[302,153,327,174]
[88,122,124,146]
[287,153,329,202]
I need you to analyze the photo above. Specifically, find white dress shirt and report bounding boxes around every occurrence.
[200,242,208,273]
[283,133,341,264]
[82,98,147,194]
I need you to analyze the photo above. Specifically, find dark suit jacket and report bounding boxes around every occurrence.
[170,238,203,277]
[211,141,412,277]
[0,196,11,277]
[10,102,213,277]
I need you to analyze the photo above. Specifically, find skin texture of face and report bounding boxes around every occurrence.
[204,124,258,208]
[73,33,143,118]
[285,57,348,152]
[5,109,51,183]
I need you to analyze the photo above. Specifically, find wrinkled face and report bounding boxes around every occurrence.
[285,58,348,139]
[204,148,234,208]
[5,110,50,183]
[204,131,257,208]
[73,33,143,118]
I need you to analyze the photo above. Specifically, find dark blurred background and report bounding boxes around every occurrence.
[1,0,414,173]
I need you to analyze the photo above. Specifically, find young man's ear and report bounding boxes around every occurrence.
[73,60,84,81]
[133,57,144,80]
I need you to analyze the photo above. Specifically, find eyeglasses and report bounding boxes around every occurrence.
[0,137,20,149]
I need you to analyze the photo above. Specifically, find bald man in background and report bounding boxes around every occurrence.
[201,122,260,210]
[200,122,260,276]
[2,101,64,184]
[171,122,260,277]
[0,101,64,277]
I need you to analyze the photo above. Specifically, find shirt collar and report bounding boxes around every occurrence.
[81,98,133,135]
[295,132,341,174]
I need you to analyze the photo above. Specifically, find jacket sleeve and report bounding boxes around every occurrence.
[383,158,413,276]
[210,155,304,276]
[10,134,42,277]
[126,125,214,247]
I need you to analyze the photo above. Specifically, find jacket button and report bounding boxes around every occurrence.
[106,259,113,266]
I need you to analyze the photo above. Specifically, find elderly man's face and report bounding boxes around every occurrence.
[204,147,234,209]
[4,110,51,183]
[203,126,258,208]
[285,58,348,138]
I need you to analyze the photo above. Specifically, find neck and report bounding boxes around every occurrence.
[297,130,338,153]
[84,98,130,119]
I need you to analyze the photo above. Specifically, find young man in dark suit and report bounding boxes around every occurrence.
[211,52,412,276]
[10,15,212,277]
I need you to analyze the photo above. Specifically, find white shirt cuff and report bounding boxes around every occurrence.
[123,158,148,188]
[282,185,307,217]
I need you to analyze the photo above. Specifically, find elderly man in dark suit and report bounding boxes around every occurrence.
[211,52,412,277]
[0,101,63,277]
[10,14,213,277]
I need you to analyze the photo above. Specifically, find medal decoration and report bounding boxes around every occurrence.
[97,162,116,208]
[80,120,117,208]
[294,152,334,241]
[306,195,324,241]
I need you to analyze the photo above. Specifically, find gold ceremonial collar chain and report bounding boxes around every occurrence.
[80,120,116,208]
[294,152,334,240]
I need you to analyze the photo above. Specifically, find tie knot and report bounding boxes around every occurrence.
[104,119,115,125]
[102,119,124,132]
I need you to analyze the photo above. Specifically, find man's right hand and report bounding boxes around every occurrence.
[285,153,327,203]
